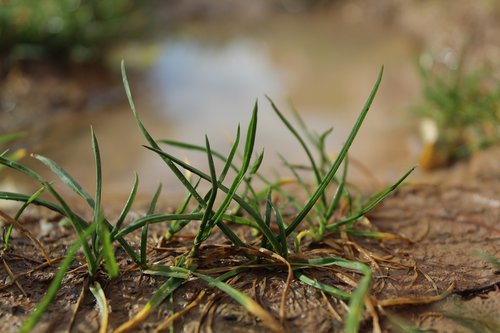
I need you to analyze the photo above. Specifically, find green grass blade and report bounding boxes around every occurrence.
[19,223,97,333]
[4,186,45,250]
[145,145,280,252]
[0,132,26,143]
[165,178,202,240]
[32,154,94,207]
[121,61,205,207]
[218,125,240,183]
[326,165,416,231]
[192,270,284,333]
[191,136,219,255]
[114,276,184,333]
[295,272,351,300]
[100,223,119,279]
[0,149,26,172]
[341,262,372,333]
[291,257,372,332]
[270,199,288,259]
[324,156,349,223]
[157,139,239,175]
[91,127,103,223]
[30,150,139,264]
[319,156,349,238]
[477,251,500,270]
[286,66,384,236]
[317,127,334,173]
[261,189,273,249]
[42,181,96,273]
[140,183,163,265]
[279,154,312,197]
[210,101,258,223]
[147,183,163,215]
[91,128,103,257]
[0,155,44,182]
[114,213,204,239]
[209,103,280,252]
[267,96,324,191]
[111,173,139,237]
[220,214,259,228]
[248,148,265,176]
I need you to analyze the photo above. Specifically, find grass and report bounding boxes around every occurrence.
[0,63,417,332]
[413,46,500,169]
[0,0,148,62]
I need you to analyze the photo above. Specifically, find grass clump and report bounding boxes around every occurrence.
[413,47,500,169]
[0,63,416,332]
[0,0,149,62]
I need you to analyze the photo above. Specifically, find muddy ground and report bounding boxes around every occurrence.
[0,146,498,333]
[1,2,500,332]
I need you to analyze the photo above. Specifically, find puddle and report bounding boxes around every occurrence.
[2,12,425,203]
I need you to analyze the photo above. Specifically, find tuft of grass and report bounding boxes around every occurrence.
[0,1,149,62]
[0,62,416,332]
[413,46,500,169]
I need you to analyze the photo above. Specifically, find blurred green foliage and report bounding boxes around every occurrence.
[413,50,500,168]
[0,0,148,61]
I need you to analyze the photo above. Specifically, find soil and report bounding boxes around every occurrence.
[1,2,500,332]
[0,146,499,333]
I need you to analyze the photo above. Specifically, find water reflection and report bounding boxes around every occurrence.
[147,39,283,132]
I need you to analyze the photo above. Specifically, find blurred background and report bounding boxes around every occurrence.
[1,0,500,203]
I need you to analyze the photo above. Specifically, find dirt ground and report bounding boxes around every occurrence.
[1,2,500,332]
[0,146,498,333]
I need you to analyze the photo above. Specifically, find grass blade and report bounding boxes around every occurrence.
[0,132,26,143]
[19,223,97,333]
[121,61,205,207]
[341,262,372,333]
[218,125,240,183]
[0,155,44,183]
[32,154,94,207]
[295,272,351,300]
[111,173,139,237]
[100,223,119,279]
[209,101,258,225]
[326,165,416,231]
[267,96,324,193]
[91,128,103,257]
[192,270,284,333]
[286,66,384,236]
[114,277,184,333]
[114,213,204,239]
[261,189,273,250]
[143,146,280,253]
[190,136,219,256]
[3,186,45,250]
[41,181,96,273]
[269,199,288,259]
[165,178,202,239]
[140,183,163,265]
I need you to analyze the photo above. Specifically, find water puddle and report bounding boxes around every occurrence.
[3,13,425,202]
